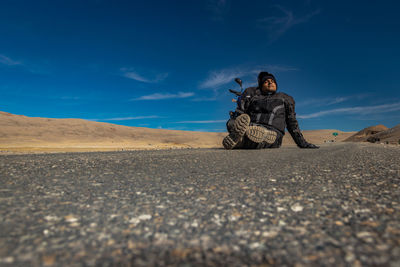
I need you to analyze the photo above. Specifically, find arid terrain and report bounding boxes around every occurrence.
[345,124,400,144]
[0,111,360,153]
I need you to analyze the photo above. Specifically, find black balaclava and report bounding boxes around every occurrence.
[257,71,278,91]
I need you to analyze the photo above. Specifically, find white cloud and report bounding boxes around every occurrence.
[131,92,195,101]
[257,5,321,42]
[327,97,349,105]
[0,54,49,74]
[199,65,297,89]
[191,96,218,102]
[120,68,168,83]
[175,120,226,124]
[89,115,161,121]
[122,71,150,83]
[0,55,22,66]
[297,96,349,107]
[200,69,245,89]
[297,94,373,107]
[298,102,400,119]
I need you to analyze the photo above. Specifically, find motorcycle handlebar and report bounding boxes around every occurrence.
[229,89,242,96]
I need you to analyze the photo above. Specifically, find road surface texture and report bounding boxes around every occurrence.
[1,143,399,266]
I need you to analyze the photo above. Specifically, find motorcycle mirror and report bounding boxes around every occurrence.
[234,78,242,88]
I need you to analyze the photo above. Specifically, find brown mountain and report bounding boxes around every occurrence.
[344,125,389,142]
[366,124,400,144]
[0,111,355,153]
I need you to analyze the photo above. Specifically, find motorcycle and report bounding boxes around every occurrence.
[228,78,245,119]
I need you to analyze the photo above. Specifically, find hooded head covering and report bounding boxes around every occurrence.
[257,71,278,90]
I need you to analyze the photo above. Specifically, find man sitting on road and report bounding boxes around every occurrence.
[223,71,319,149]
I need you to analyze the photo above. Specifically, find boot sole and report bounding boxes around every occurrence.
[222,134,238,150]
[233,114,251,136]
[222,114,251,149]
[246,126,277,144]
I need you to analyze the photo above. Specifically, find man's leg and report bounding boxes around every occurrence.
[246,124,278,145]
[238,124,281,149]
[269,134,283,148]
[222,114,251,149]
[237,136,259,149]
[225,118,235,134]
[255,131,283,148]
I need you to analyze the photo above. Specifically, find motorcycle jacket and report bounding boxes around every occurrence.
[236,86,309,148]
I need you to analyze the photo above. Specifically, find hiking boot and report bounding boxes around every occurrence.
[246,125,277,144]
[222,114,251,149]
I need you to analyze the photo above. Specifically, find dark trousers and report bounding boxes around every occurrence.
[226,118,283,149]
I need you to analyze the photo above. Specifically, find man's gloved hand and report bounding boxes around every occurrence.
[301,142,319,149]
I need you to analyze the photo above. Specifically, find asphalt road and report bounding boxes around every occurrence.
[1,143,399,266]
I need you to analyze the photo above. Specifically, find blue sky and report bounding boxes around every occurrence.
[0,0,399,132]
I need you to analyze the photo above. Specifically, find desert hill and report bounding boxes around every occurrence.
[365,124,400,144]
[344,124,400,144]
[0,111,226,151]
[344,125,389,142]
[0,111,355,153]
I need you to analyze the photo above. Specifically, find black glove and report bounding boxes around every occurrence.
[301,143,319,149]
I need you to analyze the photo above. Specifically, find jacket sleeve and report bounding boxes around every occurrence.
[284,95,309,148]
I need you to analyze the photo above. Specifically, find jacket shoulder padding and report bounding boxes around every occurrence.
[242,87,258,96]
[274,92,295,106]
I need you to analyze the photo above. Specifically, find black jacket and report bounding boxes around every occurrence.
[236,87,309,148]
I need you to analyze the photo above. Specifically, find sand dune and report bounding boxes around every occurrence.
[0,111,356,153]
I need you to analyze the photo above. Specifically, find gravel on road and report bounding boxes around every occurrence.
[0,143,399,266]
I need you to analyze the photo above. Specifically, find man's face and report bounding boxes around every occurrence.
[261,78,277,92]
